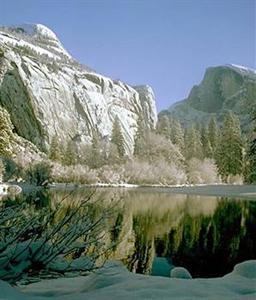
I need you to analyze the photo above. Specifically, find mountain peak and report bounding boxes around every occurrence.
[0,23,71,59]
[161,64,256,131]
[7,23,59,41]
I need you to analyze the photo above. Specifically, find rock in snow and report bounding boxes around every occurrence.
[0,260,254,300]
[170,267,192,279]
[0,24,157,154]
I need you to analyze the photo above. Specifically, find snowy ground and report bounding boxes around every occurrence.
[1,260,256,300]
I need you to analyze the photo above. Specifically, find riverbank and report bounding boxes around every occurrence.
[13,182,256,200]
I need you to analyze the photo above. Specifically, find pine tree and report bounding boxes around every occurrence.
[89,132,105,168]
[247,112,256,183]
[63,140,77,166]
[208,117,219,155]
[111,116,125,158]
[0,159,5,182]
[134,117,149,158]
[49,135,62,161]
[170,119,185,152]
[107,142,120,165]
[184,125,203,161]
[0,107,13,156]
[247,136,256,183]
[201,125,213,158]
[156,115,171,139]
[194,121,202,133]
[216,112,243,180]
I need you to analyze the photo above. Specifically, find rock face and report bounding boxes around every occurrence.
[0,24,157,154]
[161,65,256,131]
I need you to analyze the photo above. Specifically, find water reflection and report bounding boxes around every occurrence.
[4,187,256,278]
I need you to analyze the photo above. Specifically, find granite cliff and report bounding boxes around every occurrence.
[0,24,157,155]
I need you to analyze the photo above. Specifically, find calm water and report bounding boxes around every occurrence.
[5,186,256,278]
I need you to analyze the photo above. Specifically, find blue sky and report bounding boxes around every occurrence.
[1,0,255,111]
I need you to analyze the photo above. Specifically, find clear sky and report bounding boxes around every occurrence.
[0,0,255,111]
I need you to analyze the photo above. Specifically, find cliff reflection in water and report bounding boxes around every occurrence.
[124,189,256,277]
[12,188,256,278]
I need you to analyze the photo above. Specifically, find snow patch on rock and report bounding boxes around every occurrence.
[170,267,192,279]
[229,64,256,75]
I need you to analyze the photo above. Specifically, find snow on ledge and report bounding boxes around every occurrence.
[228,64,256,74]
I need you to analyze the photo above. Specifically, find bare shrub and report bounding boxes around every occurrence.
[124,159,187,185]
[136,132,185,167]
[187,158,220,184]
[98,165,124,184]
[52,163,99,184]
[228,174,244,184]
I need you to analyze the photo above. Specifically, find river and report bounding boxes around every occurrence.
[4,185,256,278]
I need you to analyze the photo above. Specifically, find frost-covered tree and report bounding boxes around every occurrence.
[0,106,13,156]
[187,158,219,184]
[216,112,243,180]
[111,116,125,158]
[134,131,184,167]
[124,158,187,185]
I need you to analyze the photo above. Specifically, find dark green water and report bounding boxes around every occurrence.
[5,186,256,278]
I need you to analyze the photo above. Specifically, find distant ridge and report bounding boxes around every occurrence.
[160,64,256,132]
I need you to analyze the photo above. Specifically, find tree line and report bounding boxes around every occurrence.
[0,104,256,185]
[156,111,255,183]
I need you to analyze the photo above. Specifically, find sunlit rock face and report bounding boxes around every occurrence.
[0,24,157,154]
[160,64,256,131]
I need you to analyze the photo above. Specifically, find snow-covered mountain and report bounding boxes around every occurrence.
[160,64,256,131]
[0,24,157,154]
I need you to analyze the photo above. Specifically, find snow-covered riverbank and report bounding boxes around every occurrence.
[1,260,255,300]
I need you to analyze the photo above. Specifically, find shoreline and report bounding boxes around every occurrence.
[2,181,256,200]
[45,182,256,199]
[8,182,256,200]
